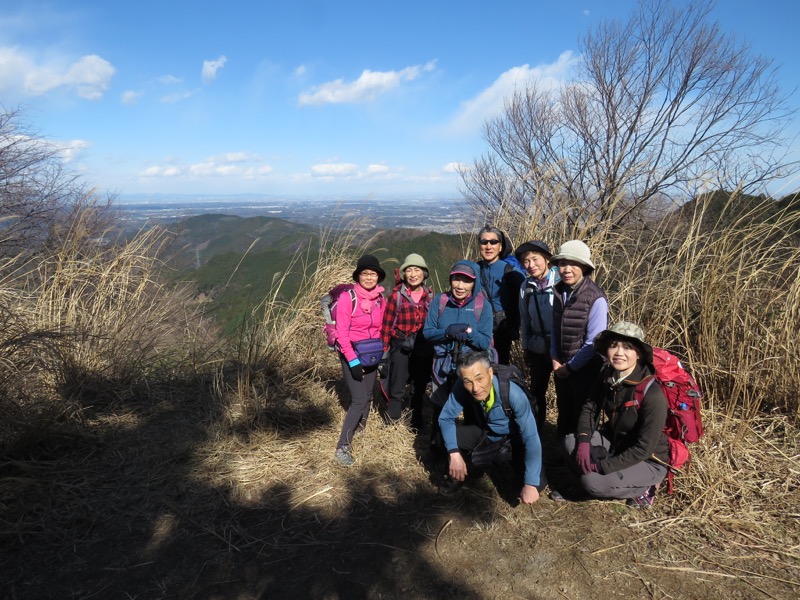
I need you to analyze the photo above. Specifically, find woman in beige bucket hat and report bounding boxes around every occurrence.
[549,240,608,439]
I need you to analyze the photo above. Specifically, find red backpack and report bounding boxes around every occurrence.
[632,347,705,493]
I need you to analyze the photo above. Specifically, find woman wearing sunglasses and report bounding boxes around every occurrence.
[475,226,525,365]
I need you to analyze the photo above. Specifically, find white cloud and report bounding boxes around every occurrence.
[367,164,389,174]
[202,55,227,84]
[444,51,578,135]
[442,162,466,174]
[243,165,274,178]
[158,74,182,85]
[139,165,182,177]
[311,162,359,176]
[121,90,143,105]
[299,60,436,105]
[294,64,306,76]
[57,139,90,163]
[67,55,115,99]
[0,46,114,100]
[139,166,162,177]
[217,152,253,162]
[140,153,273,180]
[160,89,199,104]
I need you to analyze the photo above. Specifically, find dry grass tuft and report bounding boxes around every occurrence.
[0,211,217,453]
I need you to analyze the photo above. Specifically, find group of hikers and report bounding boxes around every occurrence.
[329,226,676,509]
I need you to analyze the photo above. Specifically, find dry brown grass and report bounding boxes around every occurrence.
[188,197,800,592]
[2,197,799,597]
[0,212,217,453]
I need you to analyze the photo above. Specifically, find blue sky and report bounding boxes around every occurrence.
[1,0,798,198]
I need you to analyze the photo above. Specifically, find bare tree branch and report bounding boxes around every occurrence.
[462,0,797,236]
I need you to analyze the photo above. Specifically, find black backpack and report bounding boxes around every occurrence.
[493,363,537,423]
[466,363,535,469]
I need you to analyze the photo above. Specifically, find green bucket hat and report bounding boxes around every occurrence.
[399,253,429,277]
[593,321,654,365]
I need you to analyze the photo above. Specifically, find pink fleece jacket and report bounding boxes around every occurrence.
[335,284,385,363]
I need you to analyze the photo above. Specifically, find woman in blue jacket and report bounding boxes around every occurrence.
[517,240,559,429]
[423,260,494,447]
[476,226,525,365]
[423,260,494,388]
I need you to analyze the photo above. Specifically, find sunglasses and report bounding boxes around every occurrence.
[479,239,501,246]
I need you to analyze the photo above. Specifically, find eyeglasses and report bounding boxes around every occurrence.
[479,239,501,246]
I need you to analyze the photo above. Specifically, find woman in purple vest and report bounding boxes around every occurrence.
[549,240,608,438]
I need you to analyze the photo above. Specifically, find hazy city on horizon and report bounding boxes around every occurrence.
[117,194,471,234]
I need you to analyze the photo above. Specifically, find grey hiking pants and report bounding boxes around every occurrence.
[563,432,667,499]
[337,356,378,449]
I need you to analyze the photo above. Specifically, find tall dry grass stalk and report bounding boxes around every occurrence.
[498,190,800,426]
[601,198,800,423]
[221,218,381,423]
[0,211,217,450]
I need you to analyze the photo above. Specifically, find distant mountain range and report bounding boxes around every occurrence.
[165,213,471,332]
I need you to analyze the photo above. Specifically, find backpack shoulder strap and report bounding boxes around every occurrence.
[496,373,513,418]
[348,288,357,315]
[474,290,486,320]
[631,376,657,410]
[492,366,515,418]
[438,293,449,318]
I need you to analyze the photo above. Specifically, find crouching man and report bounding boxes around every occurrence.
[438,351,542,504]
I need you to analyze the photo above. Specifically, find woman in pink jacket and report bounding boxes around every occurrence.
[334,254,386,466]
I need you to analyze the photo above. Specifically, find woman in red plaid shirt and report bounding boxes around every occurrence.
[379,253,434,430]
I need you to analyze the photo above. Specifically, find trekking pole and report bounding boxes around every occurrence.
[649,453,680,474]
[452,340,463,371]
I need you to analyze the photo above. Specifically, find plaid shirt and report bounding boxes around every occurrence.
[380,283,433,351]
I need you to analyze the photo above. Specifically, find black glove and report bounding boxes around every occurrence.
[350,364,364,381]
[377,357,389,379]
[445,323,469,340]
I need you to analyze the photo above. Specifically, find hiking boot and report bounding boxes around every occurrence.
[334,445,354,467]
[626,485,656,509]
[437,474,464,496]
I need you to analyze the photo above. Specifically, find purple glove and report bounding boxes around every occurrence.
[576,442,597,475]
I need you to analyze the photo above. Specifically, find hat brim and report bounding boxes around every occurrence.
[353,267,386,282]
[515,242,552,263]
[401,263,429,276]
[593,330,653,365]
[449,269,476,280]
[550,253,595,271]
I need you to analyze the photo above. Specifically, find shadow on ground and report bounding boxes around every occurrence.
[1,371,494,599]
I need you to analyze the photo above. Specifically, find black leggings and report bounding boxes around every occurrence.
[385,338,432,426]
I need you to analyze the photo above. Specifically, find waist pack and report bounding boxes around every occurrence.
[352,338,384,367]
[633,347,705,493]
[469,435,512,469]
